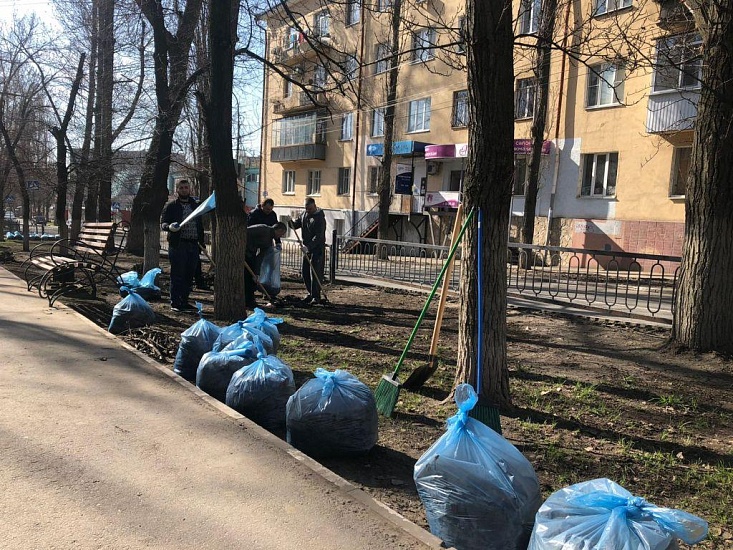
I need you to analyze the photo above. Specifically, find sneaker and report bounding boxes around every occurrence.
[300,295,313,303]
[309,298,321,305]
[170,305,183,313]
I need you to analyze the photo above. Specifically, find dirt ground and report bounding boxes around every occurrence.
[3,245,732,549]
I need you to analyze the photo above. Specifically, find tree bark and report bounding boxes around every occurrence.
[454,0,514,409]
[95,0,114,222]
[207,0,246,321]
[672,3,733,352]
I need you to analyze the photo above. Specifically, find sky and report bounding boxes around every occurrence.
[0,0,54,22]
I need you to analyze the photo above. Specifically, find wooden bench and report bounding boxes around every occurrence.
[20,222,128,306]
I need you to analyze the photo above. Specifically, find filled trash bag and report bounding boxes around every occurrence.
[528,478,708,550]
[286,368,378,458]
[196,341,256,402]
[242,308,283,353]
[414,383,541,550]
[215,320,275,355]
[259,246,281,297]
[225,338,295,430]
[173,304,221,382]
[108,288,156,334]
[118,267,162,300]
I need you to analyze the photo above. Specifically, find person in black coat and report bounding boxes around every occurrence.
[289,197,326,304]
[160,180,205,312]
[248,198,281,247]
[245,222,287,308]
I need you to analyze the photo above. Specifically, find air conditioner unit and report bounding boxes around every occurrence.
[426,161,441,175]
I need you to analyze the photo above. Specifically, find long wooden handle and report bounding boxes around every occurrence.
[428,203,464,356]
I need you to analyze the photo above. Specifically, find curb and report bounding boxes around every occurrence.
[44,291,447,549]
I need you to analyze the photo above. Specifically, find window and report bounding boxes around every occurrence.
[346,0,361,25]
[272,113,324,147]
[580,153,618,197]
[377,0,392,11]
[307,170,321,195]
[515,78,536,119]
[456,16,466,54]
[283,77,292,98]
[670,146,692,196]
[372,108,385,137]
[375,43,390,74]
[338,167,351,195]
[587,63,625,107]
[513,156,528,195]
[314,11,330,37]
[653,33,702,92]
[314,65,327,89]
[407,98,431,132]
[340,112,354,140]
[452,90,469,127]
[594,0,632,16]
[368,166,382,193]
[282,170,295,194]
[449,170,464,192]
[286,27,299,49]
[412,28,436,63]
[519,0,541,34]
[344,55,358,81]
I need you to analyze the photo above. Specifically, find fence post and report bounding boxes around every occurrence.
[330,229,338,283]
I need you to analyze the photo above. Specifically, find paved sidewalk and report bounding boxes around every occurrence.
[0,267,441,550]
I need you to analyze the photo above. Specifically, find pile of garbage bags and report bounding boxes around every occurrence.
[108,288,156,334]
[117,268,162,301]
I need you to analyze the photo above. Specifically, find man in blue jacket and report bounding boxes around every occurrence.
[160,180,205,312]
[290,197,326,305]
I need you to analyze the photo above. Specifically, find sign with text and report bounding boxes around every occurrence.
[394,164,413,195]
[424,191,461,208]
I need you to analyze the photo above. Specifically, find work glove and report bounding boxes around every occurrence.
[168,222,181,233]
[300,244,309,254]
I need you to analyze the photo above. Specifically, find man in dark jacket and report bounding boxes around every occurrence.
[160,180,205,312]
[290,197,326,304]
[245,222,287,308]
[248,198,281,248]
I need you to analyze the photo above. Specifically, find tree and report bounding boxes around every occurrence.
[207,0,247,321]
[128,0,204,272]
[671,0,733,352]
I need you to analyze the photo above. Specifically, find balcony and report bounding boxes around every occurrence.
[271,91,327,115]
[271,34,335,65]
[270,142,327,162]
[655,0,694,30]
[646,90,699,133]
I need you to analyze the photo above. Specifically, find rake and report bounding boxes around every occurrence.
[467,207,502,433]
[375,208,475,417]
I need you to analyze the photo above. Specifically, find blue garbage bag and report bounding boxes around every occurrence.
[242,308,283,353]
[225,337,295,430]
[286,368,378,458]
[173,304,221,382]
[414,384,541,550]
[118,271,141,287]
[259,246,281,297]
[108,287,156,334]
[196,340,256,402]
[528,478,708,550]
[215,320,275,355]
[118,267,161,300]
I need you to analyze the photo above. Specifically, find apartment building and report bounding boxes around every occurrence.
[259,0,699,256]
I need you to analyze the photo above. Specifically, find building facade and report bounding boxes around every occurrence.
[259,0,698,257]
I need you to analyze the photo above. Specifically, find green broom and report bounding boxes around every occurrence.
[468,207,502,433]
[375,208,475,417]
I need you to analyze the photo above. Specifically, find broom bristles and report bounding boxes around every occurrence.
[469,404,502,434]
[375,375,401,417]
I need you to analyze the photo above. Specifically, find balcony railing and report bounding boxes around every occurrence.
[646,89,699,133]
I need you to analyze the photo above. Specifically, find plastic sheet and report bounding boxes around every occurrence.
[259,246,281,297]
[528,478,708,550]
[286,368,378,458]
[414,384,541,550]
[108,288,156,334]
[173,306,221,382]
[196,341,256,402]
[225,339,295,430]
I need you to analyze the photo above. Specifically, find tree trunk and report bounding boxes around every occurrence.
[376,0,402,259]
[454,0,514,409]
[85,0,101,223]
[521,0,557,251]
[672,5,733,353]
[208,0,246,321]
[96,0,114,222]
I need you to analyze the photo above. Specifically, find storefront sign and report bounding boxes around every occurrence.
[366,141,430,157]
[424,191,461,208]
[514,139,552,155]
[425,144,456,159]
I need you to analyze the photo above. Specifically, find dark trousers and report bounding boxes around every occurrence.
[244,252,259,306]
[169,241,199,307]
[302,248,325,300]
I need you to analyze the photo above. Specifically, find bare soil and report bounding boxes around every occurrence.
[3,244,732,549]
